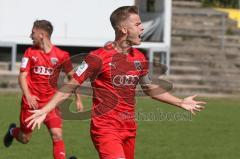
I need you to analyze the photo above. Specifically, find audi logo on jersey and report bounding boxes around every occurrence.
[112,74,139,87]
[33,66,54,75]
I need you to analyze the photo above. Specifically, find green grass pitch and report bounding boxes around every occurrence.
[1,92,240,159]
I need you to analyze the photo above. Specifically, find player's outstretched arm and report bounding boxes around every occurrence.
[25,78,80,129]
[139,75,206,115]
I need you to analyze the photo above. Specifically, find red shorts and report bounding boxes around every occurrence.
[20,103,62,134]
[91,128,136,159]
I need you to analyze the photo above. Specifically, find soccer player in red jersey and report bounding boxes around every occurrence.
[25,7,206,159]
[3,20,83,159]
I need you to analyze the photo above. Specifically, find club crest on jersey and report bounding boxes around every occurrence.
[134,61,142,71]
[51,57,58,65]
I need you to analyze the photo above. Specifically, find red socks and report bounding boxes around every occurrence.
[53,140,66,159]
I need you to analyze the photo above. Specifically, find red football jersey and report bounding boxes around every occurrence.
[73,45,148,130]
[20,46,73,108]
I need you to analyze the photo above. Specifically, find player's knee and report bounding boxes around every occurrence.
[18,132,31,144]
[20,135,31,144]
[51,131,63,141]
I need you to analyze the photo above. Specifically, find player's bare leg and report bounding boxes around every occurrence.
[16,130,32,144]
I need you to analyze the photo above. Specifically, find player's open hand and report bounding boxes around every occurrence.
[26,95,40,109]
[180,94,206,115]
[25,109,47,130]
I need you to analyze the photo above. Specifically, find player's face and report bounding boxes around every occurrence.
[124,14,144,45]
[30,28,43,47]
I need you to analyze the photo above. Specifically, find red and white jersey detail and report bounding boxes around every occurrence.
[20,46,73,108]
[73,45,148,130]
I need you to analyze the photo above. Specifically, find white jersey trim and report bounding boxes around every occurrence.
[20,57,29,68]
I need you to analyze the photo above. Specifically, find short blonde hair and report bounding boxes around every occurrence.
[110,6,139,30]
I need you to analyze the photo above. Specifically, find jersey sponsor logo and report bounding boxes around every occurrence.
[75,61,88,76]
[33,66,54,75]
[50,57,58,65]
[112,74,139,87]
[20,57,29,68]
